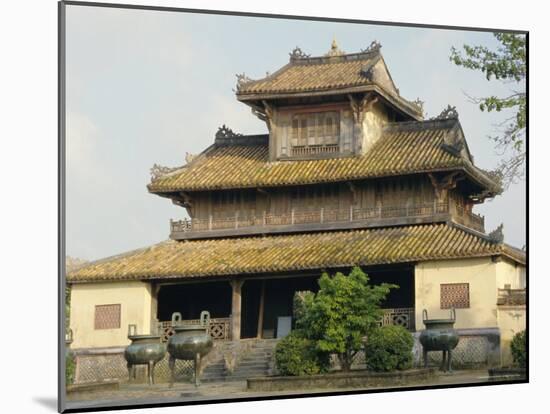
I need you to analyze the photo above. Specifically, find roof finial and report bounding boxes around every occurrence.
[325,37,345,57]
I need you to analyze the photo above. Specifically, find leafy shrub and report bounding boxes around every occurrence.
[66,354,76,385]
[275,331,330,376]
[364,325,414,372]
[511,330,527,368]
[300,267,396,371]
[293,291,314,330]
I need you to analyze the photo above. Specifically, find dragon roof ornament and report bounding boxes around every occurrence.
[488,224,504,244]
[432,105,459,120]
[150,164,180,181]
[361,40,382,54]
[235,73,254,91]
[289,46,311,61]
[215,124,243,139]
[412,98,424,112]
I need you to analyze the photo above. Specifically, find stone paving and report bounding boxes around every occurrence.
[65,370,511,411]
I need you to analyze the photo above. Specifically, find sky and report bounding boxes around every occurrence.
[65,4,526,261]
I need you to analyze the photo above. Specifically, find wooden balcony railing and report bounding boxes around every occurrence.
[290,144,339,157]
[170,201,451,236]
[455,205,485,233]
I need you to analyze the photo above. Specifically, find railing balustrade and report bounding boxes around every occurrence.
[157,308,414,342]
[455,205,485,232]
[170,201,454,235]
[379,307,415,331]
[291,144,339,157]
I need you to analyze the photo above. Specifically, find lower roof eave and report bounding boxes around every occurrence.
[67,252,515,285]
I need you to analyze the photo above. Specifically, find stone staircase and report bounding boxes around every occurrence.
[202,339,279,383]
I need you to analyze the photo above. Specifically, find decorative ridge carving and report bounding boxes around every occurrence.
[440,125,464,157]
[325,39,345,57]
[432,105,459,120]
[215,124,243,140]
[289,46,311,61]
[235,73,254,91]
[412,98,424,112]
[360,40,382,54]
[360,64,374,80]
[488,223,504,244]
[477,168,503,191]
[150,164,180,181]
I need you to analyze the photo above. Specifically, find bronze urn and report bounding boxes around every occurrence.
[419,308,460,372]
[124,324,166,385]
[167,311,213,387]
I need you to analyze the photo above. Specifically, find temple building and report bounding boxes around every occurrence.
[67,41,526,380]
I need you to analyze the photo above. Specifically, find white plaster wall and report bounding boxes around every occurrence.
[496,259,526,289]
[361,103,388,153]
[69,281,153,349]
[497,305,526,366]
[414,257,498,330]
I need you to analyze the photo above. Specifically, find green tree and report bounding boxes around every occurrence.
[450,33,526,187]
[300,267,396,371]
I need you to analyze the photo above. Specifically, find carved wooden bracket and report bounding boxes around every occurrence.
[261,100,274,131]
[172,191,194,216]
[230,279,245,291]
[428,172,465,201]
[348,93,378,124]
[250,101,274,131]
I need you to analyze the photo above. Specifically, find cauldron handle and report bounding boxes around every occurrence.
[422,309,428,323]
[128,324,137,337]
[171,312,182,327]
[200,311,211,327]
[450,308,456,322]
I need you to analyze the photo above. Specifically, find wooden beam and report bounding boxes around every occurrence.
[256,280,266,339]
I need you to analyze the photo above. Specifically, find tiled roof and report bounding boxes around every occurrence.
[147,119,499,194]
[236,48,421,119]
[238,52,381,95]
[67,223,524,283]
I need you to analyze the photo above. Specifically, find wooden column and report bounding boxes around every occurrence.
[230,279,245,341]
[256,280,266,338]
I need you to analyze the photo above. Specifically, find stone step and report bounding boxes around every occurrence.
[237,362,269,370]
[232,369,267,377]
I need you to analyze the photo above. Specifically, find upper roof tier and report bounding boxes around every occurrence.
[235,40,423,121]
[148,117,501,197]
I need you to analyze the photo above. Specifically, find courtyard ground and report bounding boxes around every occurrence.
[65,369,518,411]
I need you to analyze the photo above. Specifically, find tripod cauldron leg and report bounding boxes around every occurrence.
[423,349,428,368]
[448,350,453,372]
[127,363,132,382]
[194,353,201,387]
[169,356,176,388]
[147,360,154,385]
[440,351,447,371]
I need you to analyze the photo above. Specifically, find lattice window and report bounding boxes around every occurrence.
[440,283,470,309]
[94,304,121,330]
[290,111,340,151]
